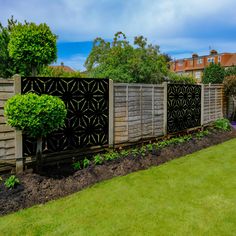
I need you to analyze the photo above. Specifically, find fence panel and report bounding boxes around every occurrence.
[0,78,16,171]
[21,77,109,157]
[203,84,223,124]
[167,84,201,133]
[114,83,164,144]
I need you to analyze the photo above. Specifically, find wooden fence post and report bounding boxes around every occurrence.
[163,82,168,135]
[13,74,23,173]
[201,84,204,126]
[108,79,114,147]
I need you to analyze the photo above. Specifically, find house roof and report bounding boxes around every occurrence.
[224,54,236,67]
[50,63,75,72]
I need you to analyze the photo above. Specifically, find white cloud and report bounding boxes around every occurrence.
[0,0,235,41]
[1,0,235,68]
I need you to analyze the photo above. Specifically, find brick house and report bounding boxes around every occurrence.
[170,50,236,82]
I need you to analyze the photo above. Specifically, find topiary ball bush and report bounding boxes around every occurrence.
[4,93,67,138]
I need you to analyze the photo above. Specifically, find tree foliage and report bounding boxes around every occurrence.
[167,72,196,84]
[0,16,17,77]
[5,21,57,76]
[0,17,57,77]
[202,63,225,84]
[223,75,236,120]
[224,75,236,97]
[4,93,67,138]
[85,32,168,83]
[225,65,236,77]
[4,93,67,169]
[39,66,82,78]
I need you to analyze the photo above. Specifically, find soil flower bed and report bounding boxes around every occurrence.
[0,128,236,216]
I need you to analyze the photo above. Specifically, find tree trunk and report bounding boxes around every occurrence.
[32,66,37,77]
[36,137,43,172]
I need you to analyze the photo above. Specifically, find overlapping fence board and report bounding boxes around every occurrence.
[114,83,164,144]
[203,84,224,124]
[0,78,16,171]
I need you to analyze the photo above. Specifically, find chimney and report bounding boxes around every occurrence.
[192,53,198,58]
[210,49,218,55]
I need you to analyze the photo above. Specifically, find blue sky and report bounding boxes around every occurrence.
[1,0,236,70]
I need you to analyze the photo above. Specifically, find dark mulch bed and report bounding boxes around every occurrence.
[1,129,236,216]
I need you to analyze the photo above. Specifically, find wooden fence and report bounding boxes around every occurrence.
[0,76,226,173]
[113,83,225,145]
[114,83,165,144]
[0,76,22,172]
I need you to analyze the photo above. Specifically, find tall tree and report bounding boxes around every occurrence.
[202,63,225,84]
[0,16,17,77]
[85,32,168,83]
[8,22,57,76]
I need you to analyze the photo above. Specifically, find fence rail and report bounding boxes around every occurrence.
[0,76,226,173]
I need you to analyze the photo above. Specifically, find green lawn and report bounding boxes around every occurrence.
[1,139,236,236]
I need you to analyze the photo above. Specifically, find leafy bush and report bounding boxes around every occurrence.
[225,66,236,77]
[103,152,119,161]
[195,130,210,139]
[4,93,67,169]
[4,93,67,138]
[224,75,236,120]
[8,22,57,76]
[202,63,225,84]
[168,72,196,84]
[83,158,90,168]
[4,175,20,189]
[214,119,231,131]
[223,75,236,97]
[85,32,168,83]
[72,162,81,170]
[39,66,82,78]
[93,154,103,165]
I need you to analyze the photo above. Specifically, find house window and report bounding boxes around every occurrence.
[207,57,214,63]
[195,71,201,80]
[218,56,221,63]
[178,60,183,66]
[197,58,203,64]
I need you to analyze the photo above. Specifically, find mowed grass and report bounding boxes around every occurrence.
[1,139,236,236]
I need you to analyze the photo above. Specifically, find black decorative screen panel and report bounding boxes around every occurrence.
[167,84,201,133]
[21,77,109,157]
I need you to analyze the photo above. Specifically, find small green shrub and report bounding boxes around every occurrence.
[94,154,103,165]
[131,149,140,158]
[72,162,81,170]
[195,130,209,139]
[146,144,153,152]
[120,150,129,157]
[214,119,231,131]
[83,158,90,168]
[4,93,67,138]
[140,146,147,157]
[168,72,196,84]
[4,175,20,189]
[104,152,119,161]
